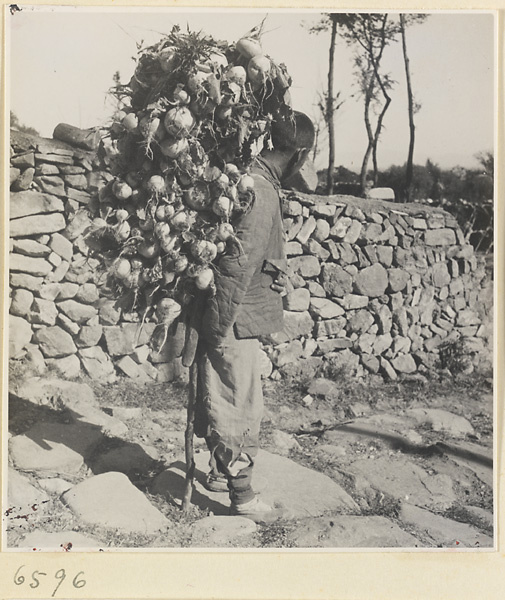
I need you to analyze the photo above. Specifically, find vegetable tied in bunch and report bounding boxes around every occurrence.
[89,22,293,336]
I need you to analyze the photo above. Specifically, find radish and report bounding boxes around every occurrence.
[122,112,138,132]
[187,71,209,93]
[171,211,190,231]
[116,221,131,241]
[160,137,189,158]
[236,37,262,59]
[164,107,196,138]
[113,258,132,279]
[217,173,230,187]
[112,180,133,201]
[247,55,271,87]
[173,85,190,105]
[115,209,129,223]
[158,46,177,72]
[216,222,234,241]
[173,255,189,273]
[163,271,176,285]
[154,222,171,239]
[227,184,238,202]
[160,234,178,253]
[224,163,240,183]
[191,240,217,263]
[216,241,226,253]
[195,266,214,290]
[212,196,233,219]
[138,239,160,259]
[155,204,175,221]
[225,65,247,86]
[183,185,212,211]
[238,174,254,193]
[146,175,166,195]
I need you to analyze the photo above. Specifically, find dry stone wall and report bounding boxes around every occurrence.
[8,128,493,384]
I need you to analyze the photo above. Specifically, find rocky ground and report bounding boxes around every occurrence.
[5,363,493,550]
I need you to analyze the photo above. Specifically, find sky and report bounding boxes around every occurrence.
[8,7,495,172]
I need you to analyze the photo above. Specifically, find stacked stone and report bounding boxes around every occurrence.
[9,130,187,385]
[261,191,492,381]
[9,128,492,383]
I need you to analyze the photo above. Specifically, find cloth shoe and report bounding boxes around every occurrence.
[229,496,291,524]
[204,471,229,493]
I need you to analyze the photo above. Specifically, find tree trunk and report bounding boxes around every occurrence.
[401,14,416,202]
[360,88,375,192]
[326,16,337,195]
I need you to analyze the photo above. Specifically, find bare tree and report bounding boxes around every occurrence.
[399,14,428,201]
[308,14,351,194]
[340,14,400,192]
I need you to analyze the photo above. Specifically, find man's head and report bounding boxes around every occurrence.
[262,111,315,183]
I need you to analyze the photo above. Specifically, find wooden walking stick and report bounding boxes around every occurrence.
[181,296,203,513]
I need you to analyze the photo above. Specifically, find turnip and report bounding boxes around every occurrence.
[183,184,212,211]
[122,112,139,132]
[236,37,262,59]
[216,241,226,253]
[216,222,234,241]
[160,137,189,158]
[237,174,254,193]
[195,266,214,290]
[224,163,240,183]
[115,209,129,223]
[212,195,233,219]
[173,85,190,105]
[225,65,247,86]
[139,116,165,156]
[116,221,131,241]
[217,173,230,187]
[187,70,209,93]
[247,55,271,87]
[173,255,189,273]
[154,222,171,240]
[155,204,175,221]
[113,258,132,280]
[164,106,196,138]
[112,180,133,201]
[146,175,166,195]
[138,239,160,259]
[171,211,190,231]
[160,234,178,253]
[163,271,176,285]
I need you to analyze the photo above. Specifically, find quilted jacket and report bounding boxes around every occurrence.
[200,160,287,345]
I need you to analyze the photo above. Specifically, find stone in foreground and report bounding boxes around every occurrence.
[62,472,169,535]
[287,515,420,548]
[349,456,456,511]
[399,503,493,548]
[9,422,103,477]
[8,468,49,511]
[153,449,358,518]
[191,516,257,547]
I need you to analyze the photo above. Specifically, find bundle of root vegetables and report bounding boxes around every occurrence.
[87,24,294,336]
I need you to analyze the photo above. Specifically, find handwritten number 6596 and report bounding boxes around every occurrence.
[14,566,86,596]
